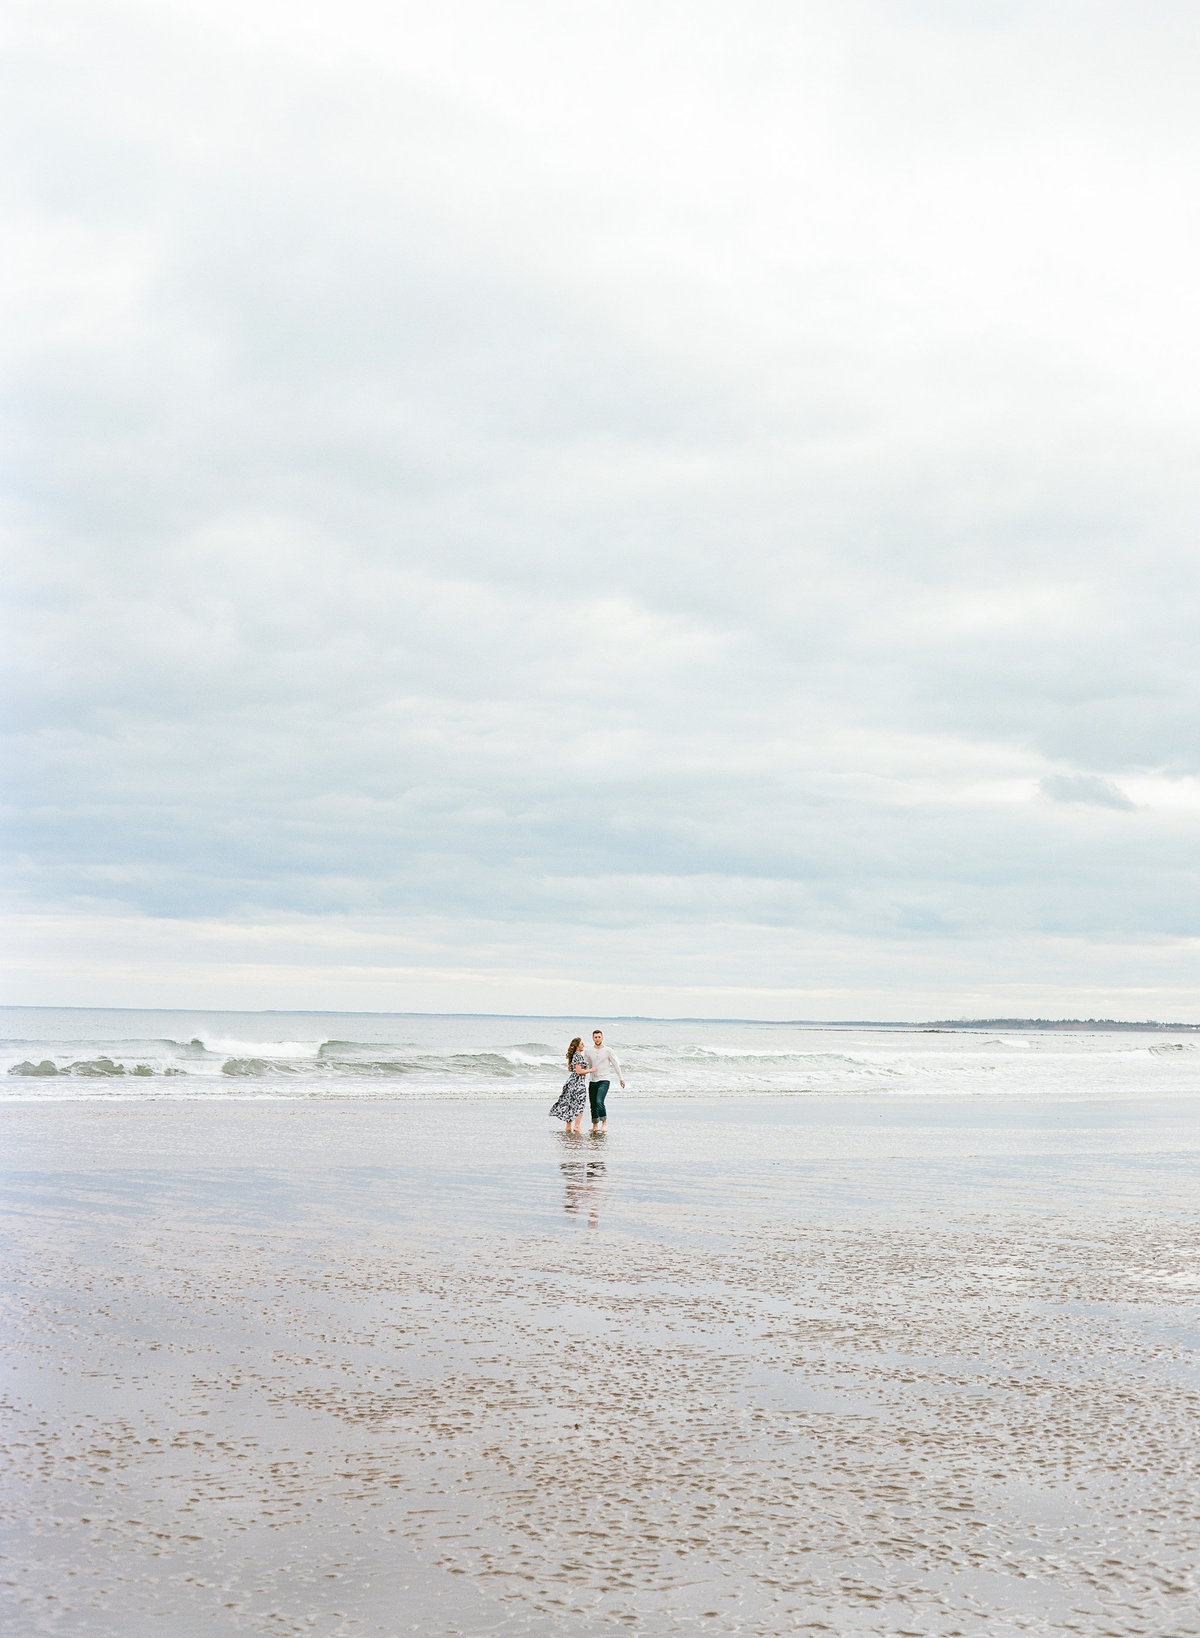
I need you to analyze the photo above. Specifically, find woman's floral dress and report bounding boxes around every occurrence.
[550,1050,589,1122]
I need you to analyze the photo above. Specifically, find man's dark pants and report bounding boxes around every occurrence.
[588,1080,610,1123]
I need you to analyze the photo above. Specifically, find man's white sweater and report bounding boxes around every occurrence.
[586,1045,622,1084]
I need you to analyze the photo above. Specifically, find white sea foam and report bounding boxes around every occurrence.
[200,1037,327,1058]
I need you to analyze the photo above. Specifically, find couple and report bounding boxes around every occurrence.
[550,1028,625,1135]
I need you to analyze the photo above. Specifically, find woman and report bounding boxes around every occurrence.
[549,1035,589,1133]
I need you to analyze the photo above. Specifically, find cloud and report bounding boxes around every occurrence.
[1039,774,1136,811]
[3,0,1200,1011]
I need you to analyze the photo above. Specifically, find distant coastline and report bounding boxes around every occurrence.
[925,1018,1200,1032]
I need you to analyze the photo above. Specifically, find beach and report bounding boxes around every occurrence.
[3,1077,1199,1636]
[11,0,1200,1621]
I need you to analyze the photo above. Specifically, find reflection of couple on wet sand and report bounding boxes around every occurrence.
[549,1028,625,1135]
[561,1158,605,1225]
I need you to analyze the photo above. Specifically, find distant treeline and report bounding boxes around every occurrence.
[926,1018,1200,1032]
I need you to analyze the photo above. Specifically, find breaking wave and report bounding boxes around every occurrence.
[4,1016,1198,1101]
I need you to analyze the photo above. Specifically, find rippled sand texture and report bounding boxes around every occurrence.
[2,1096,1199,1636]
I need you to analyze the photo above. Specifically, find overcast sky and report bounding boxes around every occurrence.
[4,0,1200,1017]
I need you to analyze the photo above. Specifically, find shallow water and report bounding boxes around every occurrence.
[2,1092,1198,1636]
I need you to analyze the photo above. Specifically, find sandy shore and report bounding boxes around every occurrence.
[2,1094,1199,1636]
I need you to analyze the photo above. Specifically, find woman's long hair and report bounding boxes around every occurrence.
[566,1035,582,1066]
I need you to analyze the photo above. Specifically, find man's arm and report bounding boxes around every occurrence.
[609,1050,625,1087]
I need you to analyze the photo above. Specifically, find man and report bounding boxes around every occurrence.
[585,1028,624,1133]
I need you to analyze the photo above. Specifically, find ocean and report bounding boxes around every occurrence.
[4,1006,1199,1102]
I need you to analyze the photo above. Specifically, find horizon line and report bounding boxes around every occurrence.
[0,1005,1196,1031]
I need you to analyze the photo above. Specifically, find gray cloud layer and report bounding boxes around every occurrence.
[4,0,1200,1013]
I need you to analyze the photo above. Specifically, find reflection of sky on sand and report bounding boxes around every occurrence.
[2,1094,1199,1636]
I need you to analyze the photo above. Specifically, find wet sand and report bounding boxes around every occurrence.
[2,1094,1199,1636]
